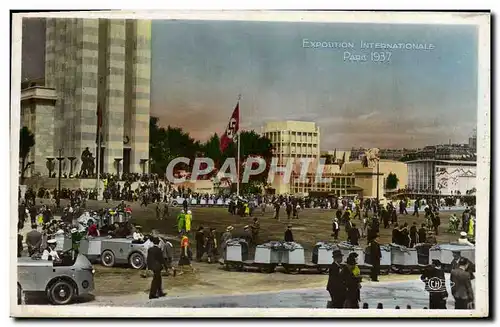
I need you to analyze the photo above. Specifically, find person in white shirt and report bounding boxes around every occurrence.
[132,225,145,243]
[457,231,474,247]
[41,239,60,261]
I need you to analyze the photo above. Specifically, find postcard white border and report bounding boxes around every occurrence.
[9,10,490,318]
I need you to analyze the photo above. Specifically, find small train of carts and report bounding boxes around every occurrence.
[219,239,345,274]
[218,239,476,275]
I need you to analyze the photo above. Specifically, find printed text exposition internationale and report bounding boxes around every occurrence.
[302,39,435,63]
[302,39,436,50]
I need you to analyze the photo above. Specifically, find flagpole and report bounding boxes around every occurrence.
[96,135,101,200]
[236,94,241,197]
[96,106,102,201]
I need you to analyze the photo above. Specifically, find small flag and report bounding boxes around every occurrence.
[220,102,240,152]
[339,152,346,169]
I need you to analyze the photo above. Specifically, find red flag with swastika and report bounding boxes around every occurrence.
[219,102,239,152]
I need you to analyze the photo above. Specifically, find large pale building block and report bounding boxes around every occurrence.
[21,18,152,178]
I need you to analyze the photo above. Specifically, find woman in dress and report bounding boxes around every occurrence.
[205,228,218,264]
[177,233,195,275]
[341,252,362,308]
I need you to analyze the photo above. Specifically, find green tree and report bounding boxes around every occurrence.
[149,117,174,175]
[321,154,334,164]
[223,130,274,192]
[385,172,399,189]
[149,117,201,175]
[19,126,35,184]
[201,133,222,165]
[149,119,273,188]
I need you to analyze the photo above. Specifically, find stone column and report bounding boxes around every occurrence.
[103,19,126,174]
[75,18,99,175]
[68,157,76,177]
[129,20,151,174]
[140,159,148,175]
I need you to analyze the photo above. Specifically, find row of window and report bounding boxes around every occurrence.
[291,187,351,196]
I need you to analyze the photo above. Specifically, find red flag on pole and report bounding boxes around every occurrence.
[219,102,240,152]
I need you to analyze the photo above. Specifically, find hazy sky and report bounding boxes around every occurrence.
[21,19,479,150]
[151,20,478,150]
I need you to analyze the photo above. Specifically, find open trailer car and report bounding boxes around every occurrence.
[219,240,337,274]
[79,237,153,269]
[280,242,339,274]
[218,239,281,273]
[389,243,429,274]
[429,243,475,272]
[17,250,95,305]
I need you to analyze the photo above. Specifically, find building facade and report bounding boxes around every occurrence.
[21,18,151,178]
[262,121,320,165]
[268,158,408,198]
[342,160,408,198]
[349,147,415,161]
[320,149,351,164]
[407,159,476,195]
[401,144,476,162]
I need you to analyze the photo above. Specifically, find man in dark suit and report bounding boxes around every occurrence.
[450,258,475,309]
[451,251,475,276]
[418,223,427,244]
[326,247,346,308]
[347,223,360,245]
[147,237,168,299]
[409,222,418,247]
[284,225,294,242]
[369,235,382,282]
[391,225,400,245]
[29,206,37,226]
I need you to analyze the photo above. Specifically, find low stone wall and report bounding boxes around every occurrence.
[22,177,168,192]
[23,176,103,190]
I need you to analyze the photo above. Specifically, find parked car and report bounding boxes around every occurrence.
[17,250,95,305]
[80,237,153,269]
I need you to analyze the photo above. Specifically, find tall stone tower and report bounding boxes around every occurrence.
[43,18,151,176]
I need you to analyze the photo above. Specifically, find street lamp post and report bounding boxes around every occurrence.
[376,159,380,202]
[56,148,64,208]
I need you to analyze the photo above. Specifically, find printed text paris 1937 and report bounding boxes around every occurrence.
[302,39,436,63]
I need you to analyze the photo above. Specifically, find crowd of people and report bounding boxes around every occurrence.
[326,241,475,309]
[17,181,478,310]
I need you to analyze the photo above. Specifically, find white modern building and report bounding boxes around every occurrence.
[261,121,320,166]
[407,159,476,195]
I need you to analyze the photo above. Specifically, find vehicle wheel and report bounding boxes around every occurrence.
[283,264,299,274]
[129,252,146,269]
[101,250,115,267]
[48,280,74,305]
[260,265,276,274]
[171,201,178,207]
[317,267,329,274]
[17,284,23,305]
[224,263,230,271]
